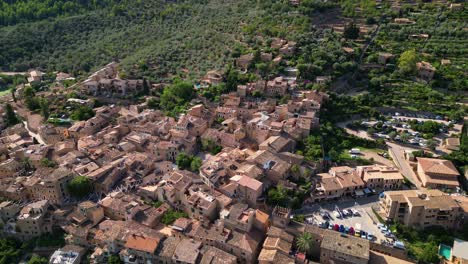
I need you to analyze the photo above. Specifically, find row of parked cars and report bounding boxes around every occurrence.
[377,223,406,249]
[318,221,375,241]
[333,208,360,219]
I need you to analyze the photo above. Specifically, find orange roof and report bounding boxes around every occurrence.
[125,234,160,253]
[255,209,269,225]
[418,157,459,176]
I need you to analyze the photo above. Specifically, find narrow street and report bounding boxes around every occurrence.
[22,120,46,145]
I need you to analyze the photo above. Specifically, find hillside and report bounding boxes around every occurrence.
[0,0,309,81]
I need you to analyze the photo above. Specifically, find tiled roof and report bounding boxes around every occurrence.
[125,234,160,253]
[418,157,459,176]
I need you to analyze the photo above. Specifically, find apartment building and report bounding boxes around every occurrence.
[356,165,404,190]
[380,189,463,229]
[28,167,75,205]
[417,157,460,190]
[312,166,365,201]
[16,200,53,240]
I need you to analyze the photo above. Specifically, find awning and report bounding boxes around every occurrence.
[364,188,371,194]
[355,190,365,196]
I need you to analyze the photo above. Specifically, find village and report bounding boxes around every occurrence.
[0,0,466,264]
[0,49,466,264]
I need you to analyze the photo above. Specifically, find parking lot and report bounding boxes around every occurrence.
[295,196,389,243]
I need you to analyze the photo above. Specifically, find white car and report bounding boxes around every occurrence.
[343,209,352,217]
[351,209,360,216]
[334,211,342,218]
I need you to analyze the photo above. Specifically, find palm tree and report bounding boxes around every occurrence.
[296,232,313,255]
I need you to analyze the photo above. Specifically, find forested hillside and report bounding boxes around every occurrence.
[0,0,120,25]
[0,0,311,81]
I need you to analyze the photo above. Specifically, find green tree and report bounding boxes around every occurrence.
[28,255,48,264]
[71,106,95,121]
[267,185,289,206]
[161,209,189,225]
[0,238,21,264]
[398,50,418,74]
[11,87,16,102]
[21,157,34,172]
[296,232,313,255]
[255,63,269,79]
[344,22,359,39]
[190,157,202,172]
[39,98,49,119]
[225,65,239,92]
[108,255,123,264]
[142,78,150,95]
[176,153,192,170]
[426,139,437,150]
[4,103,20,127]
[159,81,194,115]
[40,158,57,168]
[67,176,93,198]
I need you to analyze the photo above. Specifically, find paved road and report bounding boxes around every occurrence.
[336,120,374,141]
[387,142,421,188]
[22,120,46,145]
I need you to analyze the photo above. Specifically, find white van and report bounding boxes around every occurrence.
[349,148,361,154]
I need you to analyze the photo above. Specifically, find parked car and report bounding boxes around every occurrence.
[351,209,360,216]
[349,148,361,154]
[394,241,405,249]
[361,231,367,239]
[379,225,388,232]
[320,211,330,220]
[342,209,351,217]
[367,233,375,241]
[334,210,342,218]
[339,225,345,233]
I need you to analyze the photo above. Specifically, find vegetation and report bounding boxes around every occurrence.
[201,139,222,155]
[40,158,57,168]
[407,120,442,134]
[0,238,21,264]
[445,122,467,172]
[0,0,307,80]
[4,103,20,127]
[161,209,189,225]
[390,223,463,264]
[67,176,93,198]
[70,105,95,121]
[300,122,383,163]
[159,81,195,116]
[145,200,163,208]
[266,183,310,209]
[27,255,48,264]
[296,232,314,255]
[175,153,201,173]
[398,50,418,75]
[107,255,123,264]
[344,22,360,39]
